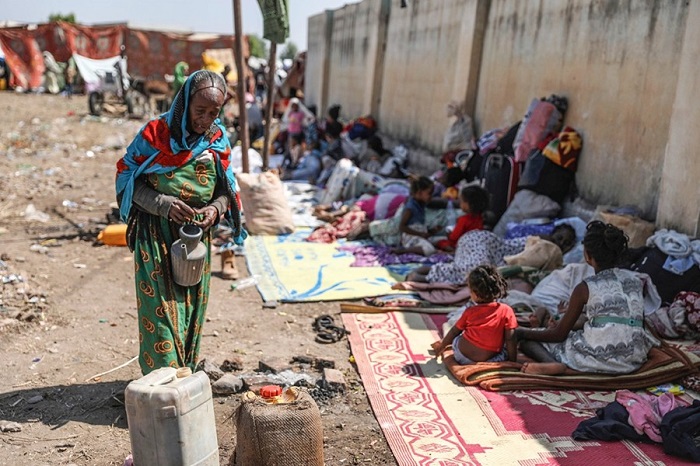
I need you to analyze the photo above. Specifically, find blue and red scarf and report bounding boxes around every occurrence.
[115,70,246,245]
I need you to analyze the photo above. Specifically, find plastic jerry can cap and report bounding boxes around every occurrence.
[176,367,192,378]
[259,385,283,398]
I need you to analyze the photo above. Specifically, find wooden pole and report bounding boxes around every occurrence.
[233,0,249,173]
[261,42,277,170]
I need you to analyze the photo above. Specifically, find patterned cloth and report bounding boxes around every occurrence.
[426,230,528,285]
[544,268,660,374]
[115,71,245,375]
[542,126,583,171]
[341,244,452,267]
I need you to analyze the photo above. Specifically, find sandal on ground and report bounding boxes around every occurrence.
[313,315,335,332]
[315,329,343,344]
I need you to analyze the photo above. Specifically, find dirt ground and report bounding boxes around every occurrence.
[0,93,397,465]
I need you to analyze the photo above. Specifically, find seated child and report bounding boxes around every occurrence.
[286,133,304,168]
[431,265,518,364]
[516,221,660,375]
[283,140,323,183]
[435,185,489,252]
[397,176,440,256]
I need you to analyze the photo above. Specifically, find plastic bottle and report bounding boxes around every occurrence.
[446,201,458,228]
[230,275,260,291]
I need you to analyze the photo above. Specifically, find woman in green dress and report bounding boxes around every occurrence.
[116,70,246,374]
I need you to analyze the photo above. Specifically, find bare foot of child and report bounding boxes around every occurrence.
[521,362,568,375]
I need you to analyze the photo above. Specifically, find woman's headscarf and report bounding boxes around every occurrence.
[115,70,246,245]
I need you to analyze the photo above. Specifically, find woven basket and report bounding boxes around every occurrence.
[234,388,324,466]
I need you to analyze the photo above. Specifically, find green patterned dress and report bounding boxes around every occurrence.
[134,156,217,374]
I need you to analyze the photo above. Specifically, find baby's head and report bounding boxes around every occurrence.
[460,185,490,215]
[583,221,628,268]
[549,224,577,254]
[468,265,508,303]
[410,176,434,202]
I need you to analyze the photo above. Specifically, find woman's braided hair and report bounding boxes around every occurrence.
[468,265,508,302]
[583,220,628,268]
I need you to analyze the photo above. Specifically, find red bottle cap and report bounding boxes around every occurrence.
[259,385,283,398]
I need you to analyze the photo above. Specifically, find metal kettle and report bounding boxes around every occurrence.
[170,224,207,287]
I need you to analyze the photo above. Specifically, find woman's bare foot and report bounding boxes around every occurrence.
[521,362,567,375]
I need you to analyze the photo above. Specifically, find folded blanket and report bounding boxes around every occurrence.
[392,280,472,305]
[340,302,457,314]
[444,342,700,392]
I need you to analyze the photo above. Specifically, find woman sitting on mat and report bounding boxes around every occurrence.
[516,221,660,375]
[431,265,518,364]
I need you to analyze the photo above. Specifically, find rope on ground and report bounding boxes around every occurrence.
[85,356,138,382]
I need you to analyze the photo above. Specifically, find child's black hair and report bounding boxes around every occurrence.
[443,167,464,188]
[582,220,628,268]
[460,185,490,214]
[410,175,434,195]
[468,265,508,302]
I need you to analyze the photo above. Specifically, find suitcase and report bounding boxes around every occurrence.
[481,153,521,223]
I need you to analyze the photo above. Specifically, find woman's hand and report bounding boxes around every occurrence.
[168,200,196,225]
[193,205,219,230]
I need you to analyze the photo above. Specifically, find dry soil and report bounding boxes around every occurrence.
[0,92,398,465]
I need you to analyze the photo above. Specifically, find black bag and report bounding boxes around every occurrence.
[487,121,521,157]
[660,400,700,462]
[519,149,575,204]
[627,247,700,304]
[455,149,484,183]
[482,153,521,222]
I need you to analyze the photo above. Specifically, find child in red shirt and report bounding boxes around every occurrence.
[432,265,518,364]
[435,185,490,252]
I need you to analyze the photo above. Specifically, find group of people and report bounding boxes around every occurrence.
[279,101,346,185]
[432,221,660,376]
[115,71,662,381]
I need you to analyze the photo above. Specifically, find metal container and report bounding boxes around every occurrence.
[171,224,207,287]
[125,367,219,466]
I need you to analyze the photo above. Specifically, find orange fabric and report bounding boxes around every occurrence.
[456,302,517,352]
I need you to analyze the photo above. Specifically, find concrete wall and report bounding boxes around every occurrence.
[306,0,700,234]
[475,0,688,220]
[379,0,480,153]
[323,0,389,121]
[305,11,333,117]
[656,0,700,236]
